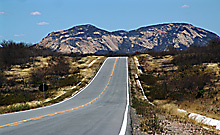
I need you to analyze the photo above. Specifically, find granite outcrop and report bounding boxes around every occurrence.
[36,23,219,54]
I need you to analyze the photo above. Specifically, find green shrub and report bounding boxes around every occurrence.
[57,75,81,87]
[0,71,5,87]
[172,38,220,66]
[148,85,167,100]
[196,89,206,99]
[139,74,158,85]
[0,40,58,70]
[0,91,41,106]
[168,67,211,97]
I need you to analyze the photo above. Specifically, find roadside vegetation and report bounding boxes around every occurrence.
[129,57,215,134]
[0,40,105,114]
[1,38,220,133]
[0,40,55,70]
[131,38,220,133]
[129,57,163,134]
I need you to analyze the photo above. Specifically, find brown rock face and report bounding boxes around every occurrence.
[36,23,219,54]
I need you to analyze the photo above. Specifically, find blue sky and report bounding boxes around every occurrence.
[0,0,220,44]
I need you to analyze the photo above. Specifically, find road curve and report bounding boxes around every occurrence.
[0,57,130,135]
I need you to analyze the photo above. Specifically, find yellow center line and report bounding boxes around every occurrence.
[0,58,118,128]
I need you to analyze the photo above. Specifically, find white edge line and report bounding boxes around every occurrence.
[119,57,129,135]
[0,57,109,117]
[136,76,155,106]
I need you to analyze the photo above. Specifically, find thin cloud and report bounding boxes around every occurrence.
[14,34,25,37]
[182,5,190,8]
[37,22,49,25]
[30,11,41,15]
[0,12,6,15]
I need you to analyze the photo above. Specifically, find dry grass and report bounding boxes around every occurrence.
[175,62,220,120]
[136,53,220,122]
[129,57,165,134]
[0,101,42,114]
[0,55,105,114]
[79,56,105,78]
[137,54,177,74]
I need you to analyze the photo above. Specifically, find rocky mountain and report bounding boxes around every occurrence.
[36,23,219,54]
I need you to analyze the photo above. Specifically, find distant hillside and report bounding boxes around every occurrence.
[36,23,219,54]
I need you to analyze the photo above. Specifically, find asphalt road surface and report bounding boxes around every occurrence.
[0,57,131,135]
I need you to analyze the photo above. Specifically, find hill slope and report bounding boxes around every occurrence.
[36,23,219,54]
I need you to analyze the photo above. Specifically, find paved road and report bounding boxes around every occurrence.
[0,57,130,135]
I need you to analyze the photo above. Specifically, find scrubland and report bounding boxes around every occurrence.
[0,40,105,113]
[129,39,220,134]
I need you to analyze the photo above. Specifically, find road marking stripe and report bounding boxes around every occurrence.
[119,57,129,135]
[0,58,118,128]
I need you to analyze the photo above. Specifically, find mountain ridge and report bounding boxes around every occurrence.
[36,23,220,54]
